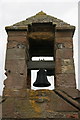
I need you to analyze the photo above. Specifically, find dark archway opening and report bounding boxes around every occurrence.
[27,22,55,89]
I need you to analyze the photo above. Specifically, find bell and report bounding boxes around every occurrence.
[33,69,51,87]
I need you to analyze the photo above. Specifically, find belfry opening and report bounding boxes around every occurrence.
[31,57,54,90]
[27,22,55,89]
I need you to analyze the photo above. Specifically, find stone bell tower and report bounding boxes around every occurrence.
[2,11,80,119]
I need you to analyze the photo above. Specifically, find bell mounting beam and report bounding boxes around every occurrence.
[27,61,55,70]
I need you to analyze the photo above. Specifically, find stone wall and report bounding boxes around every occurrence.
[3,28,76,96]
[55,30,76,89]
[3,31,28,96]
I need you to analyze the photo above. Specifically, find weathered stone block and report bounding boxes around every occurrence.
[8,36,27,42]
[60,88,80,99]
[64,41,73,48]
[55,59,75,74]
[55,59,62,73]
[56,49,62,58]
[8,31,27,36]
[7,41,18,48]
[4,59,27,90]
[62,49,73,58]
[66,113,78,119]
[5,73,27,89]
[56,48,73,59]
[56,37,72,43]
[62,59,74,66]
[5,59,27,74]
[56,74,76,88]
[55,31,73,37]
[3,89,28,97]
[6,48,26,60]
[62,65,75,73]
[7,41,27,49]
[56,42,73,49]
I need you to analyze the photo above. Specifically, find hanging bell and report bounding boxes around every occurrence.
[33,69,51,87]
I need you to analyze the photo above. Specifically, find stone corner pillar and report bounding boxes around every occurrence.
[54,28,76,89]
[3,29,28,97]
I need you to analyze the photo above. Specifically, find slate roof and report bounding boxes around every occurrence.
[5,11,75,30]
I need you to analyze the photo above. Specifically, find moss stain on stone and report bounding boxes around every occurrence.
[29,100,41,113]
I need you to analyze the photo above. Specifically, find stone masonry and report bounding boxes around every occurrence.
[2,11,80,119]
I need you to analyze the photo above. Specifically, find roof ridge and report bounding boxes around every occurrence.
[36,11,46,15]
[6,12,75,30]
